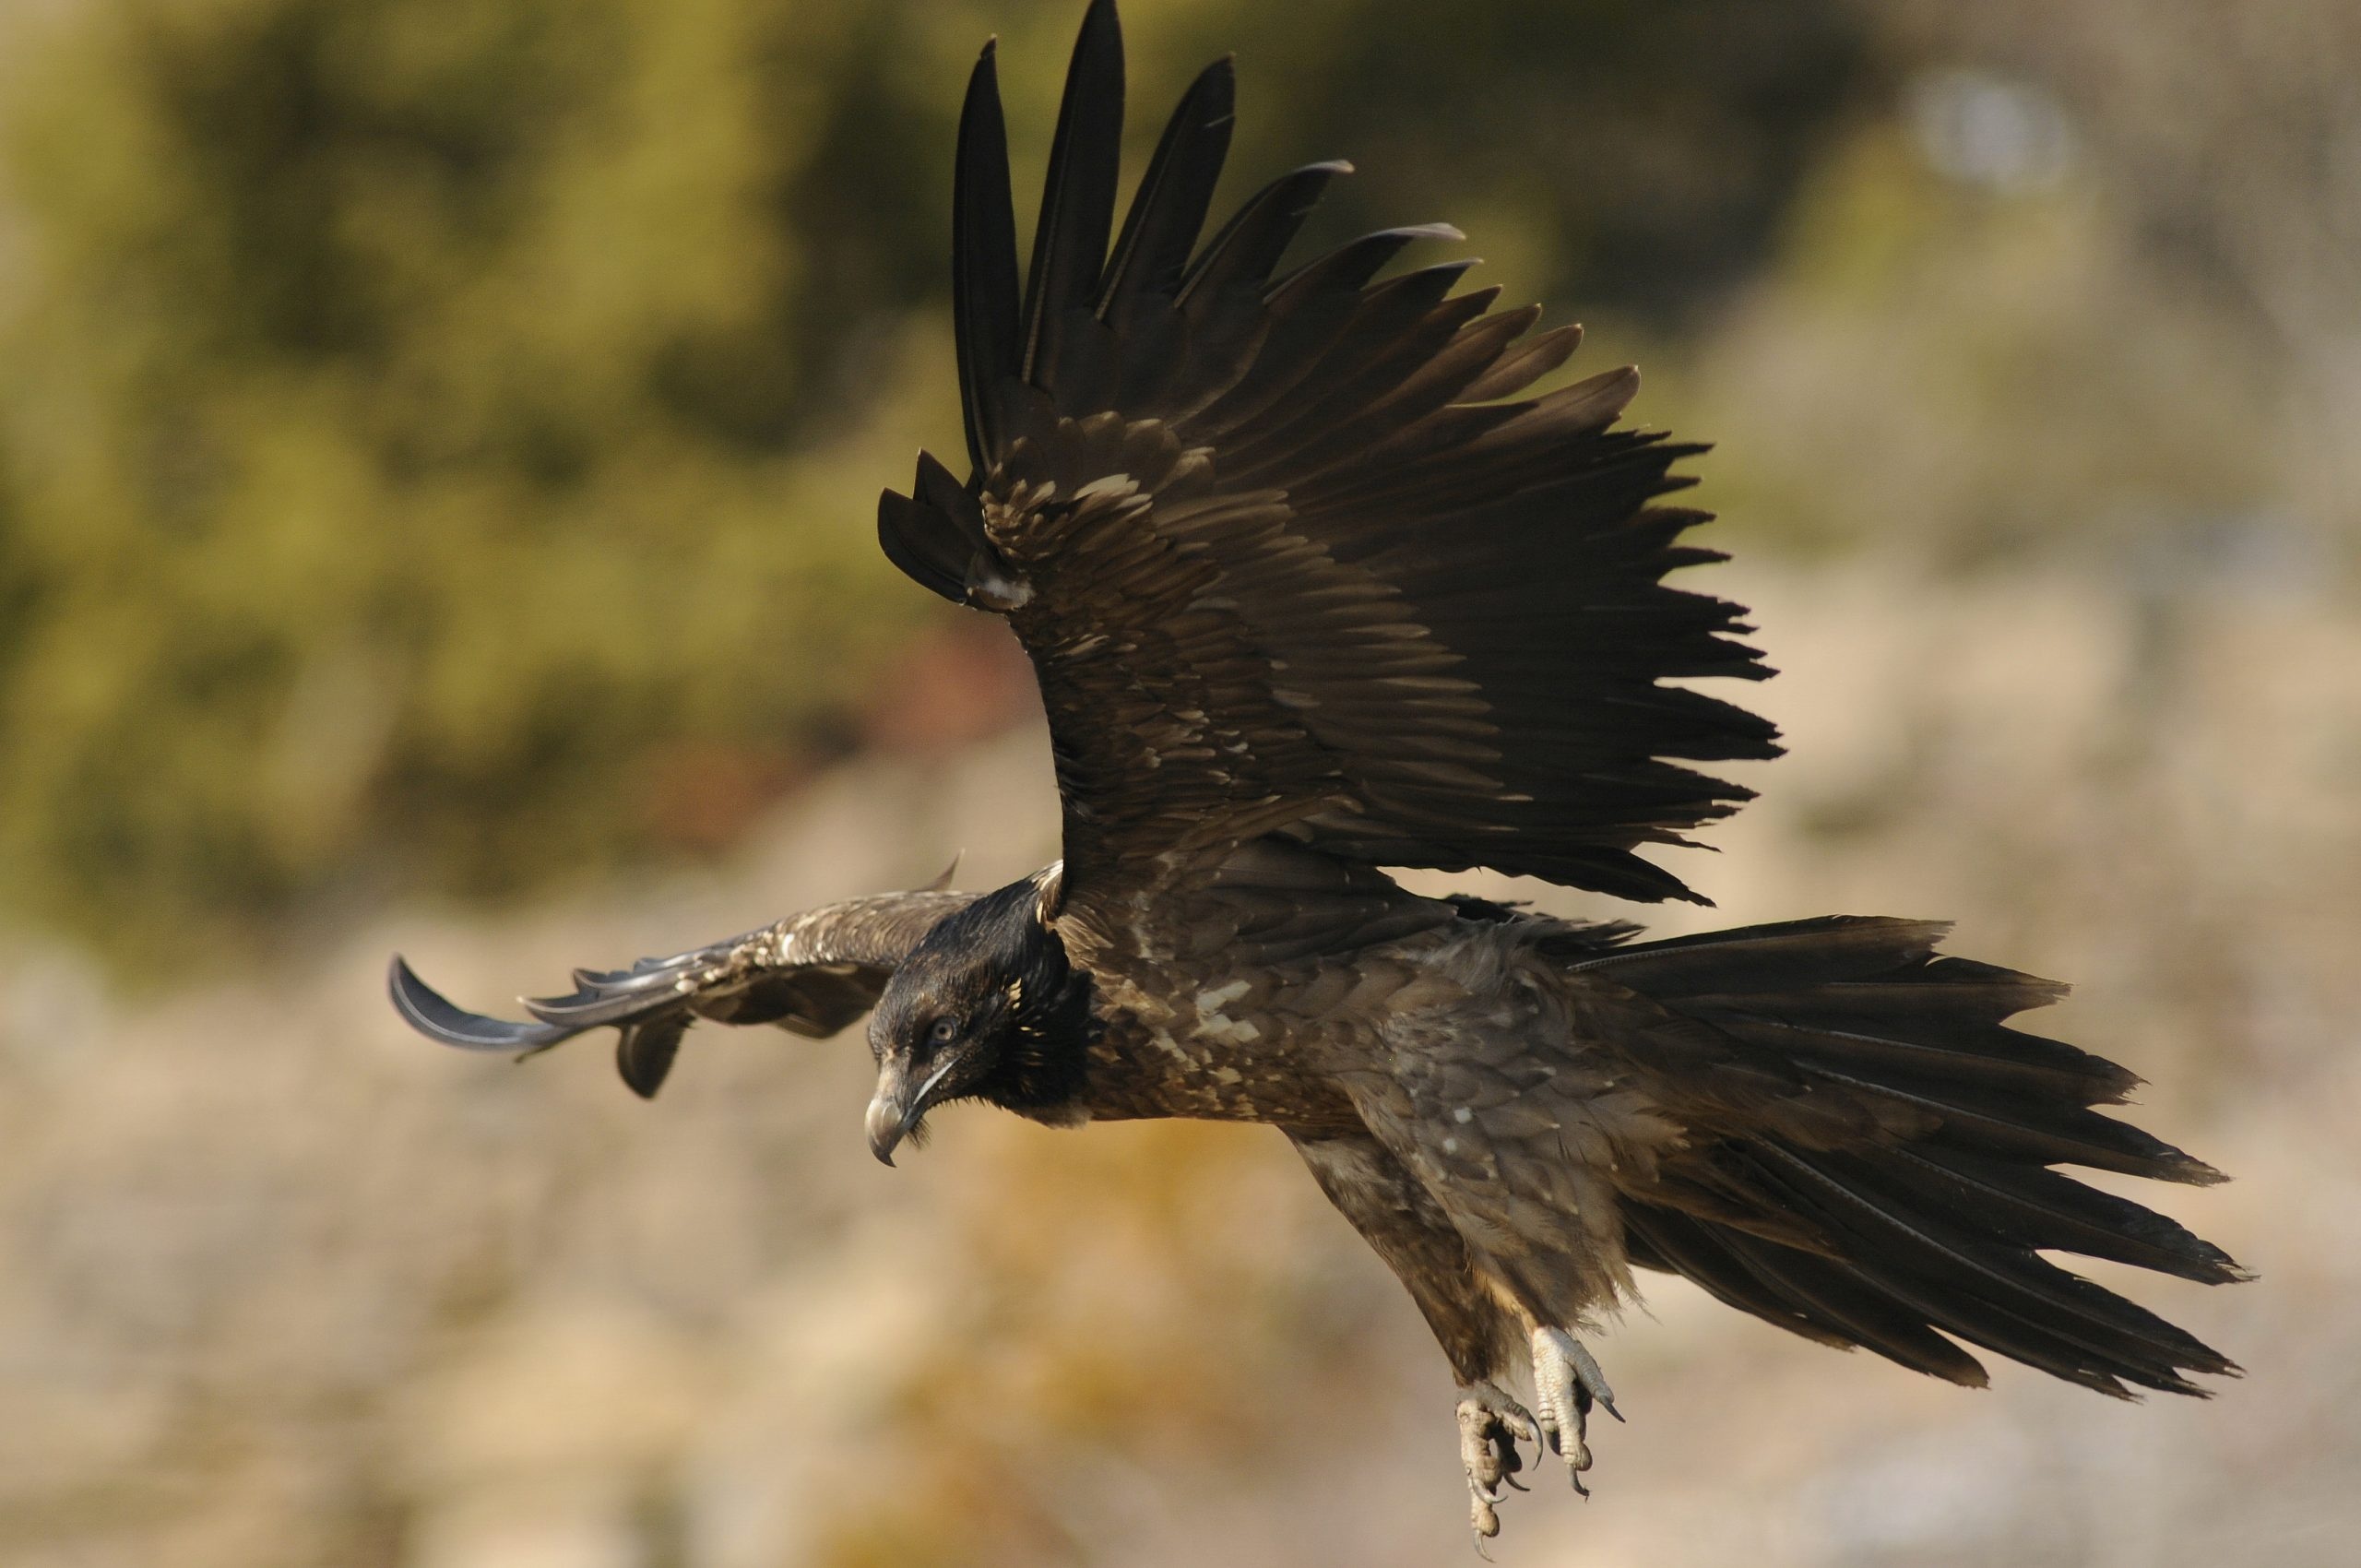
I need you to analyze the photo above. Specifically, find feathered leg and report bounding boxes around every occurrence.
[1288,1131,1532,1540]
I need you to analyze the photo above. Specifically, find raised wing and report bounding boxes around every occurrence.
[388,890,972,1098]
[880,0,1779,929]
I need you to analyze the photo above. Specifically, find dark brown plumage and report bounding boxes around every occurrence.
[390,0,2242,1540]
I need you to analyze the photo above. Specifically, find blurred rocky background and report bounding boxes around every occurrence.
[0,0,2354,1563]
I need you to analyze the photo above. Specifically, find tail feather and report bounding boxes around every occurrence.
[1798,1063,2225,1186]
[1619,1208,1854,1348]
[1706,1010,2131,1104]
[1884,1145,2247,1285]
[1600,916,2243,1399]
[1569,913,1956,993]
[1714,1224,1997,1385]
[1627,1205,1992,1384]
[1750,1143,2231,1396]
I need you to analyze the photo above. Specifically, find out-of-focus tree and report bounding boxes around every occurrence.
[0,0,1876,970]
[1682,0,2358,569]
[1892,0,2361,545]
[0,0,963,969]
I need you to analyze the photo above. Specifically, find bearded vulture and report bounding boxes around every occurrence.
[390,0,2242,1538]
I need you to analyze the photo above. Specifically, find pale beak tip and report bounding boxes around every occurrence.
[864,1093,906,1167]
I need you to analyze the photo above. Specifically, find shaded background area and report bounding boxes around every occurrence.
[0,0,2353,1563]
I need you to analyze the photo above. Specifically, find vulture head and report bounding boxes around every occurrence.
[864,866,1088,1162]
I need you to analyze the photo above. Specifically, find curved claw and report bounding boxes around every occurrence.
[387,956,581,1053]
[1457,1384,1536,1545]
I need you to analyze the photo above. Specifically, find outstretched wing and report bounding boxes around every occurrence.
[388,890,973,1098]
[880,0,1779,932]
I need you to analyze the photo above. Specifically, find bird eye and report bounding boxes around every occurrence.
[928,1016,959,1047]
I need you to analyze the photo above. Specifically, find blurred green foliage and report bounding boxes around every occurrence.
[0,0,1874,968]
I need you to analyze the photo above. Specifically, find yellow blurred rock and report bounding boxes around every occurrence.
[398,1298,713,1490]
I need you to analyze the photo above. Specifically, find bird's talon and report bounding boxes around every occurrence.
[1457,1383,1538,1541]
[1529,1326,1618,1490]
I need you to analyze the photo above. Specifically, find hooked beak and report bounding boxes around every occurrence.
[864,1052,960,1166]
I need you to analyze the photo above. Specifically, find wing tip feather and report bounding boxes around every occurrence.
[387,954,574,1054]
